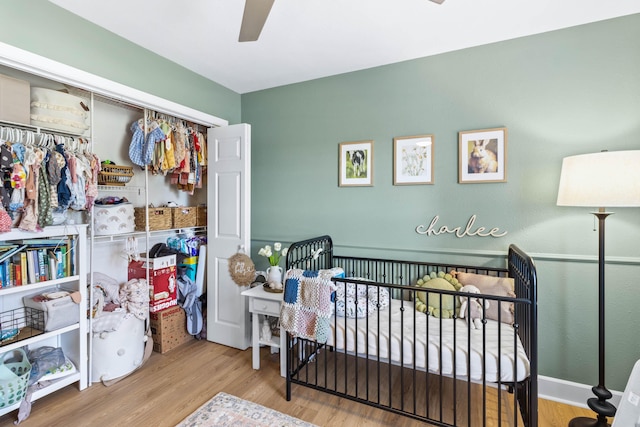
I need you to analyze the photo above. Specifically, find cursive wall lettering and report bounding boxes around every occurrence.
[415,215,507,238]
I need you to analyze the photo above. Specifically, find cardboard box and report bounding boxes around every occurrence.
[149,306,193,353]
[127,254,177,313]
[0,74,30,125]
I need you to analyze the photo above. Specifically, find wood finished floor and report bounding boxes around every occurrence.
[0,339,597,427]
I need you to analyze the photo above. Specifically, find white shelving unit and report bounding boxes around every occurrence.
[0,224,88,416]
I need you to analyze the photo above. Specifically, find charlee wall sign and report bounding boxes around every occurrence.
[416,215,507,238]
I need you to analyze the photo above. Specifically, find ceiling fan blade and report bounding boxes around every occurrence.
[239,0,275,42]
[429,0,446,4]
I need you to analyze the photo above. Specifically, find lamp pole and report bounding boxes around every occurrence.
[569,209,617,427]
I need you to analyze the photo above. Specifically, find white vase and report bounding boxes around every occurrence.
[266,265,283,285]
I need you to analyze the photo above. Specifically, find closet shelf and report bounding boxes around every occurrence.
[0,371,81,417]
[0,323,80,354]
[0,276,81,296]
[90,226,206,243]
[0,119,90,139]
[97,185,144,194]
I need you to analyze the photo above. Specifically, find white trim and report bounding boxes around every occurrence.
[539,375,622,409]
[0,42,228,127]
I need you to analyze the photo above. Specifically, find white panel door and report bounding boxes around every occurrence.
[207,124,251,349]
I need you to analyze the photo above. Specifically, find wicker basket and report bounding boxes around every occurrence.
[196,206,207,227]
[134,207,173,231]
[98,164,134,186]
[0,348,31,408]
[172,206,197,229]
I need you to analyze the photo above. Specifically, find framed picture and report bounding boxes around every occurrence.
[458,127,507,183]
[393,134,434,185]
[339,140,373,187]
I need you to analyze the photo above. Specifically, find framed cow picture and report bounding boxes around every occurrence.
[339,140,373,187]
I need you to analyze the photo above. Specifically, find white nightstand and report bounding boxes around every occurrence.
[241,285,286,377]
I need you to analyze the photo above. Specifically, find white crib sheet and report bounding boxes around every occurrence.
[326,299,530,382]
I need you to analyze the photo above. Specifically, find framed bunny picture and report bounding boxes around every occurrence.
[458,127,507,183]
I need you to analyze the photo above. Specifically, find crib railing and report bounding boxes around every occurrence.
[284,236,537,427]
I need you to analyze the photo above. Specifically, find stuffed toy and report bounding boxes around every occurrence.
[415,271,461,318]
[458,284,489,329]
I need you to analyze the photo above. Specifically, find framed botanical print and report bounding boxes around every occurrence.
[393,134,434,185]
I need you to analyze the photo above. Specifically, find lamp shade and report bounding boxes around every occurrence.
[557,150,640,208]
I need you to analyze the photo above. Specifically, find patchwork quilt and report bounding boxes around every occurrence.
[280,267,344,343]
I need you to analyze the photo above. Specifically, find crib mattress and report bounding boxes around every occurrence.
[326,299,530,383]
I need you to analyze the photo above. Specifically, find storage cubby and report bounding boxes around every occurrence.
[0,225,87,417]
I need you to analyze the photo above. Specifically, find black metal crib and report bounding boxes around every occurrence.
[284,235,538,426]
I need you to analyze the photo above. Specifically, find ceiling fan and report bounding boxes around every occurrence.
[238,0,445,42]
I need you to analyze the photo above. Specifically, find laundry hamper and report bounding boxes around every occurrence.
[0,348,31,408]
[91,315,145,383]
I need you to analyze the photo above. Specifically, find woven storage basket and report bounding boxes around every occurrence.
[0,348,31,408]
[134,207,173,231]
[196,206,207,227]
[98,164,134,186]
[172,206,197,229]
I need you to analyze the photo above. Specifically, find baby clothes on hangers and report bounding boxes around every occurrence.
[160,120,175,172]
[55,144,71,209]
[37,151,53,227]
[129,119,145,166]
[146,121,166,167]
[84,150,100,210]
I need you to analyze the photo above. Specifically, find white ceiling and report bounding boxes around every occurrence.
[49,0,640,94]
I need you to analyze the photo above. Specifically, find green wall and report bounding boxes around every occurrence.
[0,0,241,123]
[1,0,638,393]
[243,14,640,391]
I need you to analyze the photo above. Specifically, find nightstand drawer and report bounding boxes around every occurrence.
[250,298,281,316]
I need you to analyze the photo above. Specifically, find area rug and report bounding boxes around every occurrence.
[175,392,317,427]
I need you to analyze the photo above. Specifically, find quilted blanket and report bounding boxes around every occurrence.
[280,268,344,343]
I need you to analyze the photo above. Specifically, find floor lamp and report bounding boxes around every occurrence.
[557,150,640,427]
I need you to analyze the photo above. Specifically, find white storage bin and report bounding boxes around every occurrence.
[30,87,90,135]
[91,315,145,383]
[93,203,135,235]
[23,289,79,332]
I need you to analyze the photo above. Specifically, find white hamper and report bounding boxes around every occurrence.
[91,314,145,383]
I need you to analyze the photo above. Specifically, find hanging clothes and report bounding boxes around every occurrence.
[55,144,71,209]
[37,157,53,227]
[0,144,14,210]
[160,121,175,172]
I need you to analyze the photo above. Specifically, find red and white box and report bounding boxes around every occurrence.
[128,254,177,313]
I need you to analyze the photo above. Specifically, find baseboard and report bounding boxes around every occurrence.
[539,375,622,409]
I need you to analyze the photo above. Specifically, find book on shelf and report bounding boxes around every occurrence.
[26,249,37,285]
[20,252,27,285]
[12,253,22,286]
[47,250,58,280]
[0,236,76,286]
[14,237,70,247]
[0,244,28,264]
[56,249,64,279]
